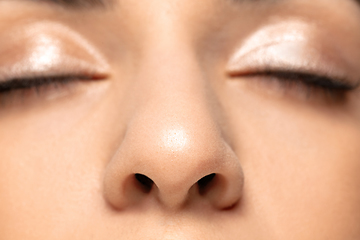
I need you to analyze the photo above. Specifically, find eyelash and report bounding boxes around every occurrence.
[0,75,84,92]
[238,70,358,100]
[0,70,356,106]
[0,75,88,106]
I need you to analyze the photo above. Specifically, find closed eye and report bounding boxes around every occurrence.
[0,74,97,107]
[245,70,357,91]
[230,69,359,101]
[0,75,89,93]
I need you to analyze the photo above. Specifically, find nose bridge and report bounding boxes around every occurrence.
[129,42,224,192]
[129,0,207,113]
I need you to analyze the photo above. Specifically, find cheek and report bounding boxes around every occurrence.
[245,126,360,239]
[0,91,112,239]
[225,86,360,239]
[0,147,102,239]
[0,125,101,239]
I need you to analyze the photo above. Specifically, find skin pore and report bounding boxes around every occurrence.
[0,0,360,239]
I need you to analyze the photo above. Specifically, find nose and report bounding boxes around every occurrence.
[103,43,244,211]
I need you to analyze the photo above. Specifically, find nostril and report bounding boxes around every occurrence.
[197,173,216,195]
[135,174,154,193]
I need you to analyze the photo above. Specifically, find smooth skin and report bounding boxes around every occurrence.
[0,0,360,239]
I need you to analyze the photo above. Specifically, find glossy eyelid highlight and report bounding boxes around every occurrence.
[227,20,349,82]
[229,20,308,63]
[0,22,110,81]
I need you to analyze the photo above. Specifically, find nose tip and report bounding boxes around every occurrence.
[103,122,244,210]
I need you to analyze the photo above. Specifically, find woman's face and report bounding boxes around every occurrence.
[1,0,360,239]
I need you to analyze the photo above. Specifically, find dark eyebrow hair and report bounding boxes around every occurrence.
[232,0,360,12]
[23,0,112,9]
[233,0,360,5]
[11,0,360,11]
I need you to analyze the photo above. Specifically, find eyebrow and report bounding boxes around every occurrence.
[25,0,111,9]
[234,0,360,5]
[239,0,360,14]
[11,0,360,10]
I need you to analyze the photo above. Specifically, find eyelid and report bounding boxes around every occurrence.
[0,21,110,82]
[227,41,350,84]
[226,20,358,86]
[229,20,309,62]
